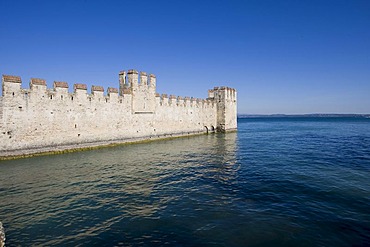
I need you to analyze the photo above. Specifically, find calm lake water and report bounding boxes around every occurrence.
[0,117,370,246]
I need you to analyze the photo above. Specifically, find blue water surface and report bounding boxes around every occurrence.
[0,117,369,246]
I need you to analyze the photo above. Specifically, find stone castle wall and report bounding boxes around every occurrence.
[0,70,237,158]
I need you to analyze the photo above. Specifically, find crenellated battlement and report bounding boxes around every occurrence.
[1,75,119,97]
[153,93,216,109]
[1,72,236,112]
[0,70,237,158]
[209,86,237,101]
[120,69,156,88]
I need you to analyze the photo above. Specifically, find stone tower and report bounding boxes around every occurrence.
[209,86,237,132]
[119,70,157,113]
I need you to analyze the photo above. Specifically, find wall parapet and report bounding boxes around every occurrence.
[1,72,236,105]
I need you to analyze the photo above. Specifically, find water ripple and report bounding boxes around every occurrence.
[1,119,370,246]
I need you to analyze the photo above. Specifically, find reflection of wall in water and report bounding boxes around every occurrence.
[0,133,238,221]
[207,132,239,181]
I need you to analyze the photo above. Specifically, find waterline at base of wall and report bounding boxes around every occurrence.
[0,130,234,161]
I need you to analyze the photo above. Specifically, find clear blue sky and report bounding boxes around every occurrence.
[1,0,369,114]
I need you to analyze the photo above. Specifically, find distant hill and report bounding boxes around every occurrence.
[238,114,370,118]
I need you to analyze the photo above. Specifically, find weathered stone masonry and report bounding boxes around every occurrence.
[0,70,237,158]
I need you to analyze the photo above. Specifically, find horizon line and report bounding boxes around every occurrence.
[238,113,370,116]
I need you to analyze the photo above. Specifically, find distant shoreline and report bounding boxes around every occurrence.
[238,114,370,118]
